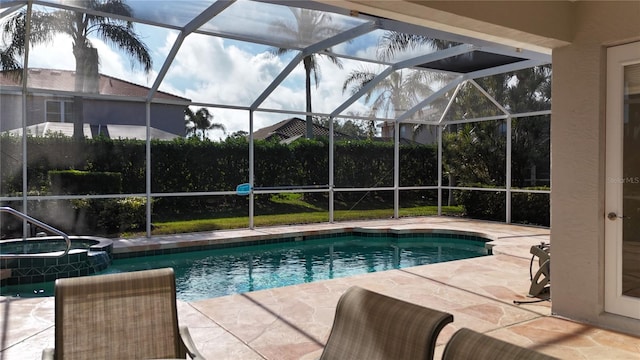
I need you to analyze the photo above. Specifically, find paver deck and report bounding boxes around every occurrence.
[2,217,639,359]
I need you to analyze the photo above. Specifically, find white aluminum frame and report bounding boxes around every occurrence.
[0,0,552,237]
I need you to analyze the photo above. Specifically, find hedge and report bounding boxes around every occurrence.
[0,135,549,232]
[49,170,122,195]
[455,184,550,226]
[0,136,437,197]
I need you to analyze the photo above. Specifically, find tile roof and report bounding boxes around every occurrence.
[253,117,353,142]
[0,68,189,101]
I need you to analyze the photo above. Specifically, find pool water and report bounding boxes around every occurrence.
[1,234,488,301]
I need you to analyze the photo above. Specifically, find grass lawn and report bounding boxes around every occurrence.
[130,204,464,237]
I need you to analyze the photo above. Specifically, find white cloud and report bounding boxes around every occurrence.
[26,32,156,87]
[27,35,75,70]
[24,28,378,136]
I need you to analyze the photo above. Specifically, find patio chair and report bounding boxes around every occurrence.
[442,328,558,360]
[42,268,205,360]
[319,286,453,360]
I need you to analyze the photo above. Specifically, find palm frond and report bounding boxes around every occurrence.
[94,0,134,21]
[97,23,151,72]
[320,49,343,69]
[0,10,65,72]
[377,33,428,61]
[207,122,226,134]
[271,46,293,57]
[342,69,375,94]
[376,32,456,62]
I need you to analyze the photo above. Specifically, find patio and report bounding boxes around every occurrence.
[2,217,638,359]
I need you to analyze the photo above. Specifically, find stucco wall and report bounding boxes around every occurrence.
[0,95,184,136]
[85,100,185,135]
[0,93,23,131]
[551,1,640,333]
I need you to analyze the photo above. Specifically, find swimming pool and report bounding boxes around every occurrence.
[1,232,489,301]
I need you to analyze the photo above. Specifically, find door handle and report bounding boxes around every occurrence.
[607,212,630,220]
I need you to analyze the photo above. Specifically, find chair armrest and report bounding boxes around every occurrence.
[179,326,207,360]
[42,348,54,360]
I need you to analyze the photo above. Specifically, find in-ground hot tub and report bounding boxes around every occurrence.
[0,236,113,286]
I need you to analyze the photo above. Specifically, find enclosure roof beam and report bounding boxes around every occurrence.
[330,67,394,118]
[330,44,475,117]
[392,43,477,71]
[147,1,236,102]
[437,82,464,124]
[251,0,382,22]
[183,0,236,35]
[469,79,509,115]
[0,3,23,17]
[400,58,546,124]
[463,59,547,81]
[250,20,379,110]
[0,0,23,10]
[396,75,465,123]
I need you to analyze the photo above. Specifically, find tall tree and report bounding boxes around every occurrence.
[270,8,343,139]
[342,32,451,140]
[376,32,457,62]
[444,65,552,187]
[313,116,370,139]
[0,1,152,139]
[342,67,436,138]
[443,121,507,186]
[185,107,226,141]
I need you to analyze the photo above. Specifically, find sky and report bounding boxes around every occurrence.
[15,1,454,140]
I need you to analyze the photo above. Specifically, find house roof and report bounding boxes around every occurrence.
[0,68,190,102]
[253,117,353,142]
[6,122,179,141]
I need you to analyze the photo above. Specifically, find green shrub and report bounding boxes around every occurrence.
[455,184,550,226]
[96,197,147,233]
[455,185,506,222]
[49,170,122,195]
[511,189,550,226]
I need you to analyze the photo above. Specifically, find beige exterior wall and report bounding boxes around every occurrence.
[328,0,640,334]
[552,1,640,333]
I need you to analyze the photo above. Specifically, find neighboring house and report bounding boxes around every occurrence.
[255,117,421,145]
[379,105,440,144]
[253,117,354,143]
[0,68,190,139]
[380,122,438,144]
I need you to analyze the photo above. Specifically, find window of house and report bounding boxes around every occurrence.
[45,100,74,123]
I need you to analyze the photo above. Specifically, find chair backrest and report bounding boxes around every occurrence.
[320,286,453,360]
[442,328,558,360]
[53,268,185,360]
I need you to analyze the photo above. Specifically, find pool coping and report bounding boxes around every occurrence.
[111,225,498,259]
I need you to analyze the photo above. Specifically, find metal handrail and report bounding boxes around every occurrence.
[0,206,71,259]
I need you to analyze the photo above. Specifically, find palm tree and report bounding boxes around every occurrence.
[342,32,452,140]
[270,8,343,139]
[376,32,456,62]
[185,107,226,141]
[342,67,436,138]
[0,1,152,139]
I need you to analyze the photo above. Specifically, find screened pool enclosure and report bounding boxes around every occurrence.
[0,0,551,237]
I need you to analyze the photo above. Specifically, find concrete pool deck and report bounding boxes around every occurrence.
[2,217,639,359]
